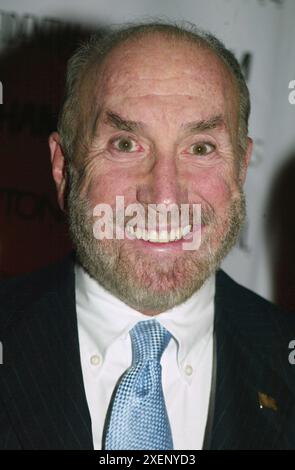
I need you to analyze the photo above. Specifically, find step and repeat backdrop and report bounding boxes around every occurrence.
[0,0,294,309]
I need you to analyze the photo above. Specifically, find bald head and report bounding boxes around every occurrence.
[57,22,250,168]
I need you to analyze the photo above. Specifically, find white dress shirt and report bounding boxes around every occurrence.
[75,263,215,450]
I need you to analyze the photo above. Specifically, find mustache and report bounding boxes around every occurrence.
[93,202,217,229]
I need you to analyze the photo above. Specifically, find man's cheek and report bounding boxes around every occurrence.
[191,176,233,208]
[86,174,136,208]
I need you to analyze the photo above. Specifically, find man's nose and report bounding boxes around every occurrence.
[136,153,187,206]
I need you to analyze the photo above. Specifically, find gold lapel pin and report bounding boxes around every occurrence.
[258,392,278,411]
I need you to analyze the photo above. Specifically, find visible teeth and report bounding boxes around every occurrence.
[159,230,169,241]
[174,228,180,240]
[135,228,142,239]
[149,230,158,241]
[169,228,176,241]
[182,225,191,237]
[142,229,148,241]
[126,225,135,238]
[128,224,192,242]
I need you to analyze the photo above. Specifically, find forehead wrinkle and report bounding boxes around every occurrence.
[97,34,239,114]
[96,108,230,144]
[103,78,225,99]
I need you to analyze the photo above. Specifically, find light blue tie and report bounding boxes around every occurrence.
[103,319,174,450]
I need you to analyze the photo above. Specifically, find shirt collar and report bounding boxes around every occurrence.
[75,263,215,380]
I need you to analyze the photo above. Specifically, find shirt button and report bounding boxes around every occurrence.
[184,364,193,376]
[90,354,101,366]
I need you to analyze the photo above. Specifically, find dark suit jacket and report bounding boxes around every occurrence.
[0,253,294,450]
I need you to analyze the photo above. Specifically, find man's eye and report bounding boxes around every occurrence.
[112,137,139,153]
[189,142,215,156]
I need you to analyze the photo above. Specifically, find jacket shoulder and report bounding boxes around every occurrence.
[216,269,295,336]
[0,253,75,331]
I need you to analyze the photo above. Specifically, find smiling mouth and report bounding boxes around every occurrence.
[125,224,192,243]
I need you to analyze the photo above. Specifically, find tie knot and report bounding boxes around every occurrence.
[130,320,172,364]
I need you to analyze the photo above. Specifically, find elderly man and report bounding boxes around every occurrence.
[0,22,294,451]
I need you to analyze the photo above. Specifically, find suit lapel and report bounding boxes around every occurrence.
[1,260,294,449]
[0,254,93,449]
[207,270,294,450]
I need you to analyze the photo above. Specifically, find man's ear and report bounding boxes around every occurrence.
[49,132,67,210]
[239,137,253,185]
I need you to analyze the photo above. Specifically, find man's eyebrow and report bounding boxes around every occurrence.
[181,115,225,133]
[103,111,145,132]
[100,111,225,134]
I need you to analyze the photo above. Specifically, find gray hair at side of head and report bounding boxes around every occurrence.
[57,21,251,168]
